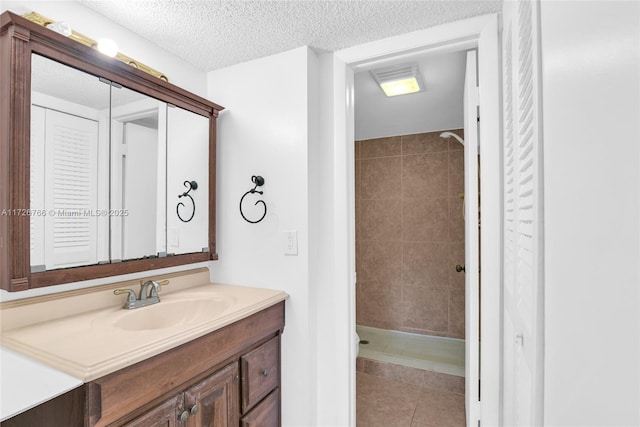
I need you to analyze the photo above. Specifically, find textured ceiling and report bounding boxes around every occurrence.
[78,0,501,72]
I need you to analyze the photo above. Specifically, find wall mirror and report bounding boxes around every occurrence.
[1,11,223,291]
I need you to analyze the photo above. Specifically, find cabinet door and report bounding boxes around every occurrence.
[183,362,239,427]
[240,389,280,427]
[124,394,182,427]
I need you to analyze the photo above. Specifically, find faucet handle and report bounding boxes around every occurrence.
[151,279,169,296]
[140,279,169,299]
[114,288,137,309]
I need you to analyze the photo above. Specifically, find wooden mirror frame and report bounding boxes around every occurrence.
[0,12,223,292]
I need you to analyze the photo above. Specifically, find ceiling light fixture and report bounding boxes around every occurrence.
[370,63,425,97]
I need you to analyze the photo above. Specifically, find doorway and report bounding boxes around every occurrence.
[326,13,501,426]
[353,46,477,426]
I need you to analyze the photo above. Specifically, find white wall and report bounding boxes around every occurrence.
[0,1,212,302]
[207,46,317,426]
[1,1,206,95]
[166,107,209,255]
[541,2,640,426]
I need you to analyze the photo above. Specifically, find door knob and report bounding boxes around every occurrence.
[455,264,465,273]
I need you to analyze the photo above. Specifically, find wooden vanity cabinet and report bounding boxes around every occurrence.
[0,302,284,427]
[125,362,239,427]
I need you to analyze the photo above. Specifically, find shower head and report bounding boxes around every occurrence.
[440,131,464,145]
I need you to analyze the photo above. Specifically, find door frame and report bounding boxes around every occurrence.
[331,13,502,426]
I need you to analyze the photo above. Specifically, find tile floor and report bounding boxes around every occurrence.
[356,372,465,427]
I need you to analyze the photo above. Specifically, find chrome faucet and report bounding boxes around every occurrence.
[113,279,169,309]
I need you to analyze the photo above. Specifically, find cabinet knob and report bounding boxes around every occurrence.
[190,404,199,415]
[455,264,465,273]
[262,369,269,377]
[179,410,190,422]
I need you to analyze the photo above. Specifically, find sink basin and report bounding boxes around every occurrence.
[100,296,233,332]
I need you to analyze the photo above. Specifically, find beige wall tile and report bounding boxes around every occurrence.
[402,131,449,155]
[448,149,465,198]
[402,198,449,242]
[355,159,361,202]
[401,286,449,333]
[358,281,403,330]
[402,242,449,287]
[402,151,449,199]
[356,279,364,323]
[357,240,402,286]
[448,290,465,339]
[359,199,402,242]
[360,136,401,158]
[355,130,467,340]
[447,129,465,152]
[448,198,465,243]
[361,157,401,200]
[448,242,465,291]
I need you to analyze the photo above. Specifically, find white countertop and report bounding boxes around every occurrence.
[0,346,83,422]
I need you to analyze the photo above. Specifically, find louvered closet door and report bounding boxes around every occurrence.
[502,0,544,425]
[43,109,99,269]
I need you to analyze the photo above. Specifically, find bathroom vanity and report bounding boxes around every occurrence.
[0,11,284,425]
[0,269,287,426]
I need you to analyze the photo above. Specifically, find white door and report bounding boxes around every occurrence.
[502,0,544,425]
[464,49,481,427]
[43,109,99,269]
[122,122,158,259]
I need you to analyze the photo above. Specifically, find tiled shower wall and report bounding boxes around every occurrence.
[355,130,465,339]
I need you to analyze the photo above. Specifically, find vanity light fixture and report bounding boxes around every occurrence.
[22,11,169,81]
[370,63,425,97]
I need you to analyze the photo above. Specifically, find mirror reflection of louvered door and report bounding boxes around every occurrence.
[502,0,545,425]
[41,108,99,270]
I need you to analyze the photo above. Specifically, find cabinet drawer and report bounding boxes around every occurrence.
[240,389,279,427]
[240,336,279,412]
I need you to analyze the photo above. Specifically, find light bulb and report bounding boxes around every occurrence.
[96,38,118,57]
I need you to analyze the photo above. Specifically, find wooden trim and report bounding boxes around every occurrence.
[209,114,217,260]
[0,11,224,291]
[1,19,32,292]
[29,253,210,288]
